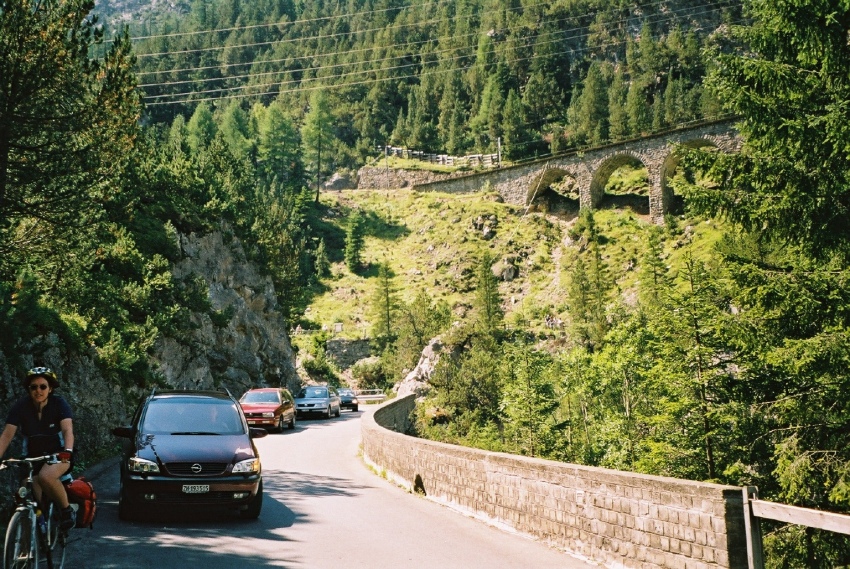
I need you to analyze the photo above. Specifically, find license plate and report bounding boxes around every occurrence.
[182,485,209,494]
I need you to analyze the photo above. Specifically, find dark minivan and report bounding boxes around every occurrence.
[112,389,266,521]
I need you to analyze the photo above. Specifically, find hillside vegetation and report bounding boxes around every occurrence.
[3,0,850,565]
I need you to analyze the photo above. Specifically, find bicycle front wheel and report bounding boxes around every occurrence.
[3,510,39,569]
[43,504,64,569]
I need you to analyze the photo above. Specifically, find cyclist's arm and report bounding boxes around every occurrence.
[0,423,18,458]
[60,418,74,452]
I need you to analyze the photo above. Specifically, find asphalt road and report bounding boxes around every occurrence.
[63,407,598,568]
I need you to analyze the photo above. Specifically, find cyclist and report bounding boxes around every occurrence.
[0,366,76,531]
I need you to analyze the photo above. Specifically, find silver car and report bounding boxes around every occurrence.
[294,385,341,419]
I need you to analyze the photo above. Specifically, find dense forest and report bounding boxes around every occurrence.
[2,0,850,565]
[110,0,739,171]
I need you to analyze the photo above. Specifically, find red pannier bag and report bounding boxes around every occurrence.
[65,476,97,529]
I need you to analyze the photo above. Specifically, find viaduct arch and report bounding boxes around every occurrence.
[412,120,741,223]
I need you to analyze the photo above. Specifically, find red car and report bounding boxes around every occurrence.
[239,387,297,432]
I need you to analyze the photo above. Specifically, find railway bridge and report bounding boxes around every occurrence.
[413,119,741,223]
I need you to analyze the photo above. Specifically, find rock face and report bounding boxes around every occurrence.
[394,337,443,398]
[156,231,301,394]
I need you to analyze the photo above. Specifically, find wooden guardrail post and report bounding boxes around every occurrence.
[743,486,765,569]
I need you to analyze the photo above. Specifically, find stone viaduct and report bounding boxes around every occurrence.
[411,119,741,223]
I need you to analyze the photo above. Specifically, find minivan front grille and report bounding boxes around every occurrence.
[165,462,228,476]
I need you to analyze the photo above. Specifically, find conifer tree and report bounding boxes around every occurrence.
[301,90,334,202]
[344,210,365,273]
[501,340,560,458]
[474,251,503,335]
[368,261,399,350]
[186,102,217,155]
[0,0,139,264]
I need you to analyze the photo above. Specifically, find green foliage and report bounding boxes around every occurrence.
[127,0,729,164]
[473,251,503,335]
[344,210,365,273]
[368,262,399,350]
[301,346,339,386]
[301,90,335,201]
[500,339,562,458]
[351,358,388,391]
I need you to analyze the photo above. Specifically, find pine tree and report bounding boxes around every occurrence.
[502,89,527,160]
[474,251,503,335]
[344,210,365,273]
[368,261,399,350]
[301,90,334,203]
[0,0,139,263]
[501,340,560,458]
[186,102,217,155]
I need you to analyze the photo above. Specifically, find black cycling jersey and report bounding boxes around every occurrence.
[5,394,73,457]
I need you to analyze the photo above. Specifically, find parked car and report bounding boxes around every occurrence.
[112,389,266,521]
[294,385,341,418]
[336,388,359,412]
[239,387,296,432]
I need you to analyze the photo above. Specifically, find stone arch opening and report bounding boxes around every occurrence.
[525,168,580,216]
[659,139,719,218]
[590,153,650,215]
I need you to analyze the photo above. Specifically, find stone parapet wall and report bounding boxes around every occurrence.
[362,395,748,569]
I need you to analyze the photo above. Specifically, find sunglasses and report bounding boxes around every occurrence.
[29,384,49,391]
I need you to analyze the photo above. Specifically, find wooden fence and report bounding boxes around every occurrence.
[743,486,850,568]
[381,146,500,169]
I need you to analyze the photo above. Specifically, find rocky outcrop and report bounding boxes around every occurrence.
[156,230,301,395]
[393,337,442,398]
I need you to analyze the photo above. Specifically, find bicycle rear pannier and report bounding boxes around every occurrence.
[65,476,97,529]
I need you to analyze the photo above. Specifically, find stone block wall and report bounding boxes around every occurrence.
[362,394,748,569]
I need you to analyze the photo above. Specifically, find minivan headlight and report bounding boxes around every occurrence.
[232,458,260,474]
[128,457,160,473]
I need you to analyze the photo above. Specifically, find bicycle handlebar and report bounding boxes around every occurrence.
[0,453,70,471]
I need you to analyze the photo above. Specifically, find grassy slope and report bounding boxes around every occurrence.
[302,180,725,354]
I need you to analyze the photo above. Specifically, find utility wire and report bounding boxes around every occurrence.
[141,15,734,105]
[143,17,741,106]
[136,1,727,87]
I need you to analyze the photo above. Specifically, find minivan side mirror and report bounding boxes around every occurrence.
[249,427,268,439]
[112,426,134,438]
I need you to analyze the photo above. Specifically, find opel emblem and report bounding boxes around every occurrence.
[191,463,202,474]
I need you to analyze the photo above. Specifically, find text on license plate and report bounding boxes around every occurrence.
[182,485,210,494]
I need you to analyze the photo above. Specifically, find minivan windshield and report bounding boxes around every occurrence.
[142,398,245,435]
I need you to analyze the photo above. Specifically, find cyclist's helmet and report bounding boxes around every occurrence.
[24,366,59,390]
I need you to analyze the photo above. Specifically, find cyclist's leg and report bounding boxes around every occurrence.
[34,462,75,531]
[33,462,72,510]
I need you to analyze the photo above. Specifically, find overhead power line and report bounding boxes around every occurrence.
[138,5,733,105]
[142,17,741,106]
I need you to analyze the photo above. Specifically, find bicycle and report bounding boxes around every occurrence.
[1,454,71,569]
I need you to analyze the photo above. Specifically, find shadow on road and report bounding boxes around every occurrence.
[66,452,374,568]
